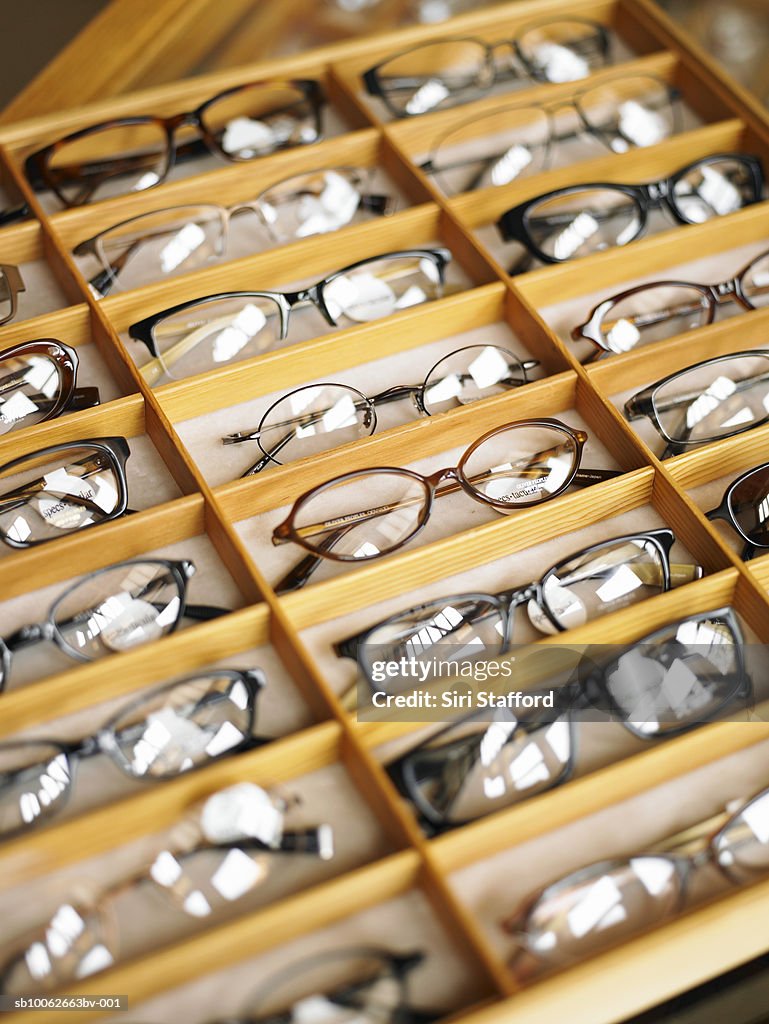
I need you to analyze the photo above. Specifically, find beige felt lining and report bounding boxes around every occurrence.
[448,731,769,972]
[0,533,245,692]
[176,320,541,487]
[236,407,619,591]
[9,259,70,323]
[0,762,394,972]
[103,891,482,1024]
[298,501,695,696]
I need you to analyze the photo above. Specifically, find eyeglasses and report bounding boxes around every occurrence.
[0,436,136,547]
[128,248,452,386]
[387,607,747,831]
[363,17,612,119]
[496,154,764,268]
[222,344,540,476]
[24,79,325,208]
[0,339,100,435]
[1,781,333,993]
[74,166,398,297]
[0,264,25,326]
[0,668,266,839]
[624,350,769,459]
[335,528,703,692]
[271,418,620,593]
[573,246,769,355]
[503,740,769,969]
[0,557,230,692]
[705,460,769,561]
[420,74,681,196]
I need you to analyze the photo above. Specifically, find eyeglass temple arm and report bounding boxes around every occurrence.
[626,368,769,422]
[0,203,29,225]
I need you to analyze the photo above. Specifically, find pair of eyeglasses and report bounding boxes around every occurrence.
[573,246,769,355]
[0,436,137,547]
[624,350,769,459]
[74,166,398,297]
[24,79,325,208]
[706,460,769,560]
[0,339,100,435]
[363,17,611,118]
[128,948,439,1024]
[0,557,230,692]
[222,344,540,476]
[496,154,764,269]
[271,418,620,593]
[0,264,25,326]
[0,668,266,839]
[128,248,452,386]
[1,781,333,994]
[504,736,769,970]
[421,74,681,196]
[336,527,703,688]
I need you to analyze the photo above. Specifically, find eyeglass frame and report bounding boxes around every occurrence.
[573,244,769,353]
[496,153,765,265]
[419,72,683,192]
[624,349,769,458]
[0,557,229,692]
[705,459,769,561]
[23,79,326,208]
[362,16,611,119]
[221,344,540,476]
[0,264,25,327]
[0,338,100,424]
[73,165,399,298]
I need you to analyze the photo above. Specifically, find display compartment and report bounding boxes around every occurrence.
[0,220,80,321]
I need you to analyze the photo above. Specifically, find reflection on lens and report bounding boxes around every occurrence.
[291,470,429,561]
[578,75,675,153]
[0,351,63,435]
[149,844,273,918]
[93,206,227,292]
[604,614,741,735]
[402,713,571,824]
[0,444,123,545]
[742,252,769,309]
[429,106,550,195]
[461,423,578,508]
[526,187,641,261]
[107,672,256,779]
[421,345,527,414]
[51,560,184,661]
[255,168,373,243]
[47,121,169,205]
[148,294,283,381]
[596,284,711,352]
[652,354,769,445]
[539,538,667,631]
[517,18,607,83]
[729,465,769,547]
[201,83,321,160]
[0,742,72,838]
[520,856,682,964]
[672,157,758,224]
[322,254,444,324]
[715,790,769,881]
[258,384,374,467]
[374,40,491,116]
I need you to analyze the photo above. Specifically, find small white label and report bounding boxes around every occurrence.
[528,585,587,634]
[99,598,164,651]
[405,78,450,116]
[324,272,395,321]
[222,117,275,155]
[200,781,283,846]
[533,42,589,82]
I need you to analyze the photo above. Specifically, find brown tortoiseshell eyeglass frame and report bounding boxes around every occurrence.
[0,338,100,429]
[271,417,620,592]
[23,79,325,209]
[0,264,25,327]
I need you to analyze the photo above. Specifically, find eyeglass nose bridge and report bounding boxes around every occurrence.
[644,180,671,206]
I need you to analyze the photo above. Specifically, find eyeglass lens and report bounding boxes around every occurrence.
[728,466,769,548]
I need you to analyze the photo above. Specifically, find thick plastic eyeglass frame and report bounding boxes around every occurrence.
[271,418,620,593]
[706,460,769,561]
[574,245,769,352]
[23,79,325,208]
[0,338,100,424]
[0,264,25,327]
[0,435,134,548]
[0,557,229,692]
[624,349,769,458]
[496,152,765,265]
[0,669,267,840]
[127,247,452,375]
[221,344,540,476]
[74,165,398,298]
[420,73,682,195]
[362,16,611,119]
